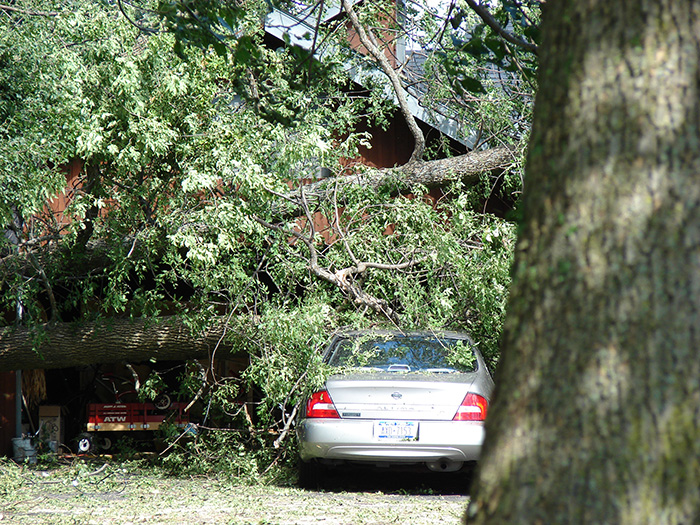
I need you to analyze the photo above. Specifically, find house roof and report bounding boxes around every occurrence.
[265,6,478,149]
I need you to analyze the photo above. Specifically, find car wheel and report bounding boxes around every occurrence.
[76,433,94,454]
[297,459,324,490]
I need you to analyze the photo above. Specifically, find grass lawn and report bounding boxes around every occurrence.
[0,457,469,524]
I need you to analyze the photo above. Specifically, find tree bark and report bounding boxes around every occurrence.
[0,317,232,371]
[274,145,517,217]
[467,1,700,524]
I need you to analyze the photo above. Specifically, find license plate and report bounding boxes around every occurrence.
[374,421,419,441]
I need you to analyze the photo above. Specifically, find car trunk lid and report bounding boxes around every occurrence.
[325,373,476,421]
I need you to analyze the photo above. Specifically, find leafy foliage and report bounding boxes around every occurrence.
[408,1,538,152]
[0,0,536,472]
[449,1,540,87]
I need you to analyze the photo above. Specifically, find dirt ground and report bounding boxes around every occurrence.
[0,460,471,524]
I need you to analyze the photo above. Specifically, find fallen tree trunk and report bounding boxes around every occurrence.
[0,316,233,371]
[271,144,519,217]
[393,145,518,187]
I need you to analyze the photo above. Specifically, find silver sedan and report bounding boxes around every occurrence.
[296,330,494,487]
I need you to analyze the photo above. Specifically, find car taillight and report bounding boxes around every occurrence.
[306,390,339,419]
[453,393,488,421]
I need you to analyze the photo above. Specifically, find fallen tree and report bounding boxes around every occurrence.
[271,145,519,217]
[0,142,517,371]
[0,316,232,371]
[1,0,526,381]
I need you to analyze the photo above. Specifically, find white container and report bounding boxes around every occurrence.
[12,437,37,464]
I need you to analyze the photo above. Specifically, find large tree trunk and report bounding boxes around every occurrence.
[0,317,232,371]
[467,1,700,524]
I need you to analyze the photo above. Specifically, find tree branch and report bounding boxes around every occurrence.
[269,144,518,219]
[0,4,58,16]
[28,252,59,322]
[252,200,407,325]
[116,0,158,34]
[341,0,426,163]
[464,0,539,55]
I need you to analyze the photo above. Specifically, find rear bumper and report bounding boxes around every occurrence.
[297,418,484,464]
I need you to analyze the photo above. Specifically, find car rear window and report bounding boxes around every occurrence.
[326,335,477,373]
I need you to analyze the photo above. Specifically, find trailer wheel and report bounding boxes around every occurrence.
[154,393,172,411]
[98,436,112,451]
[76,433,94,454]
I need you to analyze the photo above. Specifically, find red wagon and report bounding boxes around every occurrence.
[77,401,190,453]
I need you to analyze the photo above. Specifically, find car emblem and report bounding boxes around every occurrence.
[391,392,402,400]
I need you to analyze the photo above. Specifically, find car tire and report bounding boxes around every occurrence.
[297,459,324,490]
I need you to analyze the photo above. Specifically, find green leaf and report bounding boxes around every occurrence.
[457,75,486,94]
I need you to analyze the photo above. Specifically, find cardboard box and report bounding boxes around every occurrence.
[38,405,62,445]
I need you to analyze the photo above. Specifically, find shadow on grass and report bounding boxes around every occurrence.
[310,463,475,496]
